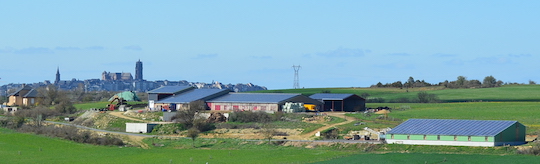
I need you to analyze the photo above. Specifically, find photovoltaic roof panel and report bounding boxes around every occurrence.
[309,93,354,100]
[387,119,518,136]
[157,89,229,103]
[147,86,192,94]
[207,93,301,103]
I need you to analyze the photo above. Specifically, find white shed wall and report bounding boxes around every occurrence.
[126,123,157,133]
[386,139,495,147]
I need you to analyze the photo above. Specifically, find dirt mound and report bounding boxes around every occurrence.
[375,109,390,114]
[123,110,162,121]
[302,116,332,124]
[206,112,227,123]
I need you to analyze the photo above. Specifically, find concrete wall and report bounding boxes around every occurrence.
[389,134,499,146]
[386,139,496,147]
[391,134,494,142]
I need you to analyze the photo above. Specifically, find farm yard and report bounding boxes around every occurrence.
[3,85,540,163]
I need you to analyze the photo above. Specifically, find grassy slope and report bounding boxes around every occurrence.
[5,127,538,164]
[314,153,540,164]
[73,101,147,110]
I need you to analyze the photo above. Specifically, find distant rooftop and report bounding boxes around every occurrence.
[147,86,193,94]
[208,93,302,103]
[157,89,229,103]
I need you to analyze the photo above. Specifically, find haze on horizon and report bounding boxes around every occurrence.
[1,1,539,90]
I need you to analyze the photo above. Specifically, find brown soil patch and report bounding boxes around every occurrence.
[126,135,150,149]
[287,112,356,140]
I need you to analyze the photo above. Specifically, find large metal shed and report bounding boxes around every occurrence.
[147,86,194,110]
[155,89,230,110]
[309,93,365,112]
[206,93,322,112]
[386,119,526,147]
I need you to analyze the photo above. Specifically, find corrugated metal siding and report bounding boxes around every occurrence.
[147,86,192,93]
[148,93,158,101]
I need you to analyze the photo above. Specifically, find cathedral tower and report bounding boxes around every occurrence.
[135,59,143,80]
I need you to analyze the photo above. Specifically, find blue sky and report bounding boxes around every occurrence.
[1,1,539,89]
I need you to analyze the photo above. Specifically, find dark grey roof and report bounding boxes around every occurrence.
[8,85,33,96]
[23,89,40,98]
[147,86,192,94]
[309,93,355,100]
[387,119,519,136]
[207,93,301,103]
[157,89,229,103]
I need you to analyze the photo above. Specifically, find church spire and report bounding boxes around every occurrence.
[55,67,60,84]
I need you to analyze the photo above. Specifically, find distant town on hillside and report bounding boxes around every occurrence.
[0,60,267,96]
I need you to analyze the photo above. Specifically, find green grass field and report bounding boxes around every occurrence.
[314,153,540,164]
[6,126,539,164]
[5,85,540,163]
[0,128,353,164]
[255,85,540,102]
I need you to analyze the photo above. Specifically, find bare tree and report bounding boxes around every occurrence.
[186,128,200,148]
[456,76,467,87]
[172,100,213,132]
[260,124,277,143]
[37,85,61,106]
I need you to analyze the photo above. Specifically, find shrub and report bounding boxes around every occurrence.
[192,118,215,132]
[152,124,186,134]
[321,127,339,139]
[16,124,124,146]
[14,107,60,120]
[517,143,540,155]
[417,91,439,103]
[228,111,272,123]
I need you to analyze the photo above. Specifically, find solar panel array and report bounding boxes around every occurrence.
[309,93,354,100]
[387,119,518,136]
[207,93,301,103]
[157,89,229,103]
[147,86,192,94]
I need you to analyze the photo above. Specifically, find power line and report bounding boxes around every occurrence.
[292,65,301,89]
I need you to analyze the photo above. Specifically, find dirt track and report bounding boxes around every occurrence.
[287,112,356,140]
[106,111,356,140]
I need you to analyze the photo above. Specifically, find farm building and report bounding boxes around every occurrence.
[206,93,322,112]
[147,86,194,110]
[7,85,42,106]
[125,123,158,133]
[154,89,230,110]
[386,119,526,147]
[309,93,365,112]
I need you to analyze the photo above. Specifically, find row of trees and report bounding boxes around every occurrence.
[372,76,510,89]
